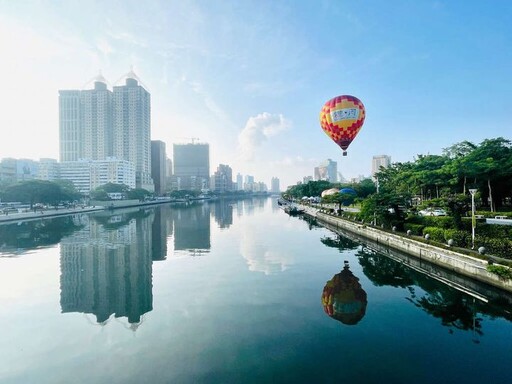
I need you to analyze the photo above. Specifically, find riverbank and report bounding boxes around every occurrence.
[300,205,512,293]
[0,206,105,224]
[0,198,209,225]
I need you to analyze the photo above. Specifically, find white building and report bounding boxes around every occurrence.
[38,158,60,181]
[314,159,337,182]
[59,70,154,192]
[270,177,280,194]
[236,173,243,191]
[113,71,153,191]
[372,155,391,179]
[60,158,135,194]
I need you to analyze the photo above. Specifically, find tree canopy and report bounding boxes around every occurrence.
[375,138,512,211]
[0,180,81,207]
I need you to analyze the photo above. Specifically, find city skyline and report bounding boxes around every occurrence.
[0,1,511,188]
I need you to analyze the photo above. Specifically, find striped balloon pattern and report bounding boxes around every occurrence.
[319,95,365,156]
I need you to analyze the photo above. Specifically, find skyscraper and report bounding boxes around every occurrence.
[271,177,280,194]
[236,173,243,191]
[314,159,337,182]
[81,76,113,161]
[113,72,153,191]
[59,70,154,191]
[151,140,167,195]
[59,90,82,162]
[172,143,210,191]
[212,164,233,192]
[372,155,391,179]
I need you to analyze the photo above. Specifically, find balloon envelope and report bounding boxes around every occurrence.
[339,188,357,196]
[319,95,365,156]
[321,188,340,198]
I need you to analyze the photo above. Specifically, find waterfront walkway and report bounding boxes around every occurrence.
[0,206,105,224]
[297,203,512,294]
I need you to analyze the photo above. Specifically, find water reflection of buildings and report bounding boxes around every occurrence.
[152,205,173,261]
[60,211,155,326]
[322,261,368,325]
[211,200,233,229]
[171,203,210,255]
[59,204,214,325]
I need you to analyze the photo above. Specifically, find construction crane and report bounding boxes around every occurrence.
[178,137,200,144]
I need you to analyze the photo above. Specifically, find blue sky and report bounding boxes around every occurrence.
[0,0,510,188]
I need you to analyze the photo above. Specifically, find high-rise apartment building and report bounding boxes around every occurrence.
[82,77,113,161]
[172,143,209,191]
[113,73,152,191]
[372,155,391,179]
[212,164,233,193]
[314,159,337,182]
[270,177,280,194]
[151,140,167,195]
[236,173,243,191]
[244,175,254,191]
[59,71,154,191]
[59,90,82,162]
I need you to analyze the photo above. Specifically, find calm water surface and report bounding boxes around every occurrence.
[1,198,511,384]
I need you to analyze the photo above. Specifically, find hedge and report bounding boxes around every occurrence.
[404,223,424,236]
[407,216,456,229]
[422,226,445,243]
[443,229,471,248]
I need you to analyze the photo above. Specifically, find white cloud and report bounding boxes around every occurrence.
[96,38,113,57]
[237,113,291,160]
[270,156,318,167]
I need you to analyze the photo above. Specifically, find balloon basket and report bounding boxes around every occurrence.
[343,151,347,156]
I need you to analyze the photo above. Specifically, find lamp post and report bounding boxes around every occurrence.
[469,188,477,249]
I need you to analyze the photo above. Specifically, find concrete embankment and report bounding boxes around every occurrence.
[0,206,105,224]
[0,199,178,225]
[302,206,512,294]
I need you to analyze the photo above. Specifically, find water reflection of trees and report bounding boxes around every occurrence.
[300,215,322,230]
[357,251,414,288]
[0,216,85,255]
[355,248,484,336]
[406,288,483,337]
[320,231,512,337]
[320,234,359,251]
[90,208,152,229]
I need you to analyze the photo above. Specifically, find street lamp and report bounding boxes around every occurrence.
[469,188,477,249]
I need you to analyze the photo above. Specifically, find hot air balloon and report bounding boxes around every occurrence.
[319,95,365,156]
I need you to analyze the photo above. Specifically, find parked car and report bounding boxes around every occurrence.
[418,208,447,216]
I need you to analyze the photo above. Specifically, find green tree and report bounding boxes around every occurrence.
[126,188,151,201]
[464,138,512,211]
[1,180,73,208]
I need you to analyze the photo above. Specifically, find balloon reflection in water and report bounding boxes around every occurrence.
[322,261,367,325]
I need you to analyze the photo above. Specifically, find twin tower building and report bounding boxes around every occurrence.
[59,70,154,191]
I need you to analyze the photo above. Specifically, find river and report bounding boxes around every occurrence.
[0,197,511,384]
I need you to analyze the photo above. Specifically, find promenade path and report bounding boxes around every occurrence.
[0,206,105,224]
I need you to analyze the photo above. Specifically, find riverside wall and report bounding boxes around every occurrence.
[305,208,512,293]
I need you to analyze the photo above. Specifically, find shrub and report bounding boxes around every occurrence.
[404,223,424,236]
[487,265,512,280]
[443,229,470,248]
[406,216,455,229]
[422,226,445,243]
[474,224,512,239]
[477,238,512,260]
